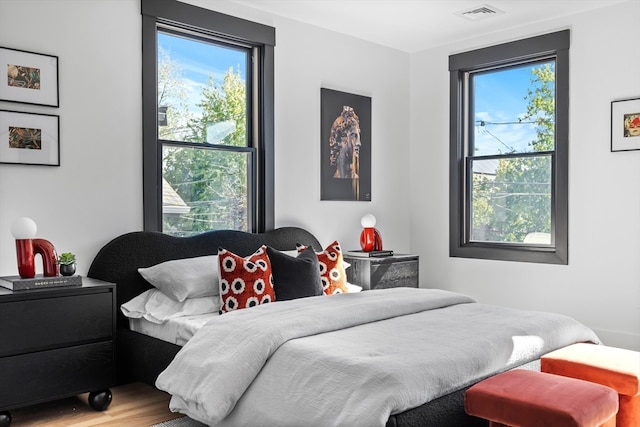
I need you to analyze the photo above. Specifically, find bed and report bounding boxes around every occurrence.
[87,227,600,427]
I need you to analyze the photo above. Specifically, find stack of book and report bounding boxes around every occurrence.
[0,274,83,291]
[344,249,394,258]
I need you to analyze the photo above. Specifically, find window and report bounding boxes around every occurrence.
[449,30,569,264]
[142,0,275,235]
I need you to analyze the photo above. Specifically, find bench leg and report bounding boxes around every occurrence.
[618,393,639,427]
[600,414,616,427]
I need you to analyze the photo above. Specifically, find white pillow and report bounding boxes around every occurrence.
[346,283,362,293]
[121,289,220,324]
[138,255,219,302]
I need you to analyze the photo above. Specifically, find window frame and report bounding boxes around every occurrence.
[141,0,275,233]
[449,30,570,264]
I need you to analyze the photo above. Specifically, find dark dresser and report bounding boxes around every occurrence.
[0,277,115,426]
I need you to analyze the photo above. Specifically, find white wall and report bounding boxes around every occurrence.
[410,2,640,350]
[0,0,143,275]
[272,15,411,253]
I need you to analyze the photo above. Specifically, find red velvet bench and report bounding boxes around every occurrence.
[542,343,640,427]
[464,369,618,427]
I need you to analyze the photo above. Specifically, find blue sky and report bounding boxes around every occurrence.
[158,31,247,115]
[473,62,552,156]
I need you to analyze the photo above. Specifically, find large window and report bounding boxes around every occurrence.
[449,30,569,264]
[142,0,275,235]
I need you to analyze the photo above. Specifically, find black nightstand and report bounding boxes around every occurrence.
[0,277,116,427]
[344,254,419,290]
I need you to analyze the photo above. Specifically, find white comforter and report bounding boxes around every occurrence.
[155,288,599,427]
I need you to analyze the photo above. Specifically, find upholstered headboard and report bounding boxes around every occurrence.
[88,227,322,329]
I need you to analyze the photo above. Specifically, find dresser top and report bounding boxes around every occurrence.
[0,276,114,300]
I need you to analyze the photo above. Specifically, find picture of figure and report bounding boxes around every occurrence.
[329,106,361,179]
[321,88,371,201]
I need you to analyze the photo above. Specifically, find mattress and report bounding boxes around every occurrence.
[128,312,218,346]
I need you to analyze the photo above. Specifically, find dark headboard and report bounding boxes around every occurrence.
[88,227,321,329]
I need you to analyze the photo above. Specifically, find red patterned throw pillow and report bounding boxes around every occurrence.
[297,240,349,295]
[218,245,275,314]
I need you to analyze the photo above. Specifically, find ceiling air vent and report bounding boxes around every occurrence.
[455,4,505,21]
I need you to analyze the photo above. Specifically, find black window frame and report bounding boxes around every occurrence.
[141,0,275,233]
[449,30,570,265]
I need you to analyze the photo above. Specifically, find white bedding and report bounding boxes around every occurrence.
[124,285,358,345]
[129,313,218,346]
[156,288,600,427]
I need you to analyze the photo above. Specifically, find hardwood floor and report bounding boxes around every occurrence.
[8,382,182,427]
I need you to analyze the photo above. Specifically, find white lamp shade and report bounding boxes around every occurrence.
[360,214,376,228]
[11,217,37,239]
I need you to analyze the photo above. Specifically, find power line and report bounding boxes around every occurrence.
[476,123,515,152]
[476,120,541,126]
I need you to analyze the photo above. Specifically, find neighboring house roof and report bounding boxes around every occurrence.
[473,158,500,175]
[162,178,190,214]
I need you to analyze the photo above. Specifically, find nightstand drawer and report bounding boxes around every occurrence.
[370,260,418,289]
[345,254,419,290]
[0,341,113,409]
[0,292,113,357]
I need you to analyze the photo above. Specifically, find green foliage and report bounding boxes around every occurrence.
[159,52,248,235]
[57,252,76,265]
[188,69,247,146]
[523,63,555,152]
[472,63,555,242]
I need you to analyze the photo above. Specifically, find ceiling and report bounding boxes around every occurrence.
[227,0,632,53]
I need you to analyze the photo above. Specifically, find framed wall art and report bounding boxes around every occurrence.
[0,47,59,107]
[611,97,640,152]
[0,110,60,166]
[320,88,372,201]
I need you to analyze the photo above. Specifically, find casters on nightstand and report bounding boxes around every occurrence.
[88,389,112,411]
[0,411,11,427]
[0,391,110,426]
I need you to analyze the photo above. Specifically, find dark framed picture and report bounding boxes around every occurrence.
[0,110,60,166]
[611,97,640,152]
[0,47,59,107]
[320,88,372,201]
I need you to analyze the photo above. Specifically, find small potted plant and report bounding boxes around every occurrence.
[58,252,77,276]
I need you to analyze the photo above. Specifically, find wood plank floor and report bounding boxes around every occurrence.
[8,382,182,427]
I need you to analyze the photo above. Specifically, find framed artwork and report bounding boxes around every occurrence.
[0,47,59,107]
[320,88,372,201]
[0,110,60,166]
[611,97,640,152]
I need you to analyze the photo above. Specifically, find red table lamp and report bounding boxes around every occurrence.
[10,217,59,278]
[360,214,383,252]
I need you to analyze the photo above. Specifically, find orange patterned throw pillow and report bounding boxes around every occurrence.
[218,245,275,314]
[297,240,349,295]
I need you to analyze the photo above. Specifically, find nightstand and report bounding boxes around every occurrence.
[344,254,419,290]
[0,277,116,427]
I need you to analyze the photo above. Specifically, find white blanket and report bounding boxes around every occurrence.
[155,288,599,426]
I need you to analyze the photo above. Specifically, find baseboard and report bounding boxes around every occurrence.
[591,328,640,351]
